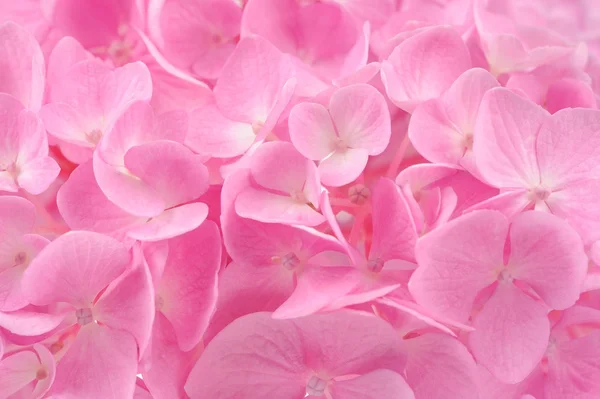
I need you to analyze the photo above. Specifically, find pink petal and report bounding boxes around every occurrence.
[143,313,199,399]
[405,333,479,399]
[22,231,131,308]
[329,84,391,154]
[17,156,60,195]
[0,195,36,239]
[49,324,138,398]
[536,108,600,188]
[473,87,549,188]
[509,211,587,310]
[56,161,145,236]
[381,26,471,112]
[214,35,295,125]
[409,210,508,323]
[127,202,209,242]
[186,311,405,397]
[0,308,68,336]
[370,178,418,263]
[39,102,95,147]
[288,102,338,160]
[545,78,597,114]
[30,344,56,399]
[464,189,531,218]
[0,22,45,111]
[250,141,315,194]
[318,147,369,187]
[157,221,221,351]
[469,282,550,384]
[124,140,209,209]
[0,349,40,397]
[187,101,256,158]
[204,261,295,343]
[235,188,326,226]
[101,61,153,125]
[93,152,166,219]
[94,261,155,357]
[272,266,360,319]
[46,36,92,90]
[546,332,600,399]
[330,369,415,399]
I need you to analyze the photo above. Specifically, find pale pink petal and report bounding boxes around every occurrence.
[0,349,39,397]
[127,202,209,242]
[0,267,28,311]
[409,210,508,322]
[0,195,36,238]
[473,87,549,188]
[30,344,56,399]
[158,221,221,351]
[39,102,94,147]
[94,262,155,356]
[17,156,60,195]
[235,188,326,226]
[187,102,256,158]
[124,140,209,209]
[22,231,131,308]
[101,61,153,125]
[405,333,479,399]
[93,153,166,219]
[381,26,471,112]
[49,324,138,398]
[214,35,295,125]
[56,161,145,236]
[288,102,337,160]
[469,282,550,384]
[0,22,45,111]
[536,108,600,188]
[0,308,68,336]
[330,369,415,399]
[329,84,391,154]
[509,211,587,310]
[319,148,369,187]
[250,141,314,194]
[370,178,418,263]
[46,36,92,90]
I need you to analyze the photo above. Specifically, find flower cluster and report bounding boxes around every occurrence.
[0,0,600,398]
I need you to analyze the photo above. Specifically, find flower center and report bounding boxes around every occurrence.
[36,368,48,380]
[13,251,27,267]
[367,258,384,273]
[306,375,328,396]
[348,184,371,205]
[76,308,94,326]
[528,186,551,202]
[85,129,103,145]
[497,268,513,283]
[155,294,165,311]
[333,137,348,151]
[271,253,301,271]
[291,189,308,204]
